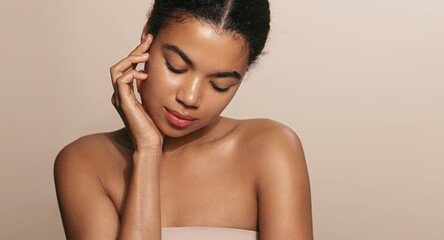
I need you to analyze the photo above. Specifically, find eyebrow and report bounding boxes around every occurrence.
[162,43,242,81]
[210,71,241,80]
[163,44,194,66]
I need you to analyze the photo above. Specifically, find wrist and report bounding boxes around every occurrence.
[133,139,163,153]
[135,145,162,153]
[133,148,162,164]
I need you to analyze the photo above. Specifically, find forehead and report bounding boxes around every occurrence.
[154,18,249,75]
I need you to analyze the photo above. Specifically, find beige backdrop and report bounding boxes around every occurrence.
[1,0,443,239]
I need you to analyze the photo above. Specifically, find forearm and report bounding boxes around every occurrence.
[118,149,162,240]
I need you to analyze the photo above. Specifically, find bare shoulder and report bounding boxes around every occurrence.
[54,132,113,173]
[236,118,304,155]
[54,129,133,180]
[234,117,308,182]
[53,131,125,239]
[235,118,313,238]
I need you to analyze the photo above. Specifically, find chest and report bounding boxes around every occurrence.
[103,147,258,230]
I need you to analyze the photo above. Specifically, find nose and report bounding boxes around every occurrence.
[176,76,202,108]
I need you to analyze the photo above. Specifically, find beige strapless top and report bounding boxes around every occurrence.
[161,227,259,240]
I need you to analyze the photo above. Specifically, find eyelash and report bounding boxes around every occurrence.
[165,60,230,93]
[165,60,186,74]
[211,82,230,92]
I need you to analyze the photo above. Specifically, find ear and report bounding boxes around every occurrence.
[140,23,149,43]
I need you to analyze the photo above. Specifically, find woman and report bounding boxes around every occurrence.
[54,0,313,239]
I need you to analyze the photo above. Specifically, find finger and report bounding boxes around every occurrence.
[112,87,121,110]
[110,53,149,109]
[114,71,150,139]
[116,69,148,108]
[127,34,154,70]
[112,70,147,123]
[128,34,154,57]
[116,69,148,86]
[111,92,117,108]
[110,53,149,84]
[112,92,124,120]
[112,68,147,109]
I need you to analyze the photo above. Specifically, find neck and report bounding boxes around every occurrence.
[162,116,223,153]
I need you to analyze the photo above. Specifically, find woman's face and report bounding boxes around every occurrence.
[140,18,250,138]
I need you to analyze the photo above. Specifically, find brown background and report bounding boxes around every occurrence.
[1,0,443,239]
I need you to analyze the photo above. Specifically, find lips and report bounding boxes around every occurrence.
[164,107,198,127]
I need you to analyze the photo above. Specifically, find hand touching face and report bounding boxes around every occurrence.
[110,34,165,151]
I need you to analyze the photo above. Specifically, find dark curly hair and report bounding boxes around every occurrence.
[146,0,270,66]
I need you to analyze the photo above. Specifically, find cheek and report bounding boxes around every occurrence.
[142,57,170,98]
[201,95,234,118]
[207,86,241,116]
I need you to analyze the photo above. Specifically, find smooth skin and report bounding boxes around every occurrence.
[54,18,313,240]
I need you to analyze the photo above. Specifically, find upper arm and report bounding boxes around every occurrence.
[254,122,313,240]
[54,137,120,240]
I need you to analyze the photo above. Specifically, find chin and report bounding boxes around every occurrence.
[162,128,190,138]
[160,126,200,138]
[154,117,196,138]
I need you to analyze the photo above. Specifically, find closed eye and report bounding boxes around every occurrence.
[211,82,230,92]
[165,60,187,74]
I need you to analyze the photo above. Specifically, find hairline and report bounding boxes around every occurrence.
[146,9,251,64]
